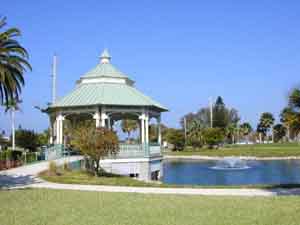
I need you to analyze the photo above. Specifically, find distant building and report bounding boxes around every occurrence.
[0,135,9,151]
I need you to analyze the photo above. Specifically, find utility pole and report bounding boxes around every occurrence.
[209,97,213,128]
[50,54,57,145]
[52,54,57,104]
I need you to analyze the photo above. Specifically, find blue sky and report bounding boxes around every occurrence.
[1,0,300,133]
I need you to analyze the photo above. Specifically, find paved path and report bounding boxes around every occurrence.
[0,156,83,188]
[29,182,300,196]
[1,156,300,196]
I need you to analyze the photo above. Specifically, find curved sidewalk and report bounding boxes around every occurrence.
[29,182,300,197]
[0,156,83,188]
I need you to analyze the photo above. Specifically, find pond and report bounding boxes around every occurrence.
[162,159,300,186]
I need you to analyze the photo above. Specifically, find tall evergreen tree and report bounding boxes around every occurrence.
[213,96,228,128]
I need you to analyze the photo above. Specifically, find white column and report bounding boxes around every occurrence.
[100,107,108,128]
[56,117,60,144]
[93,111,101,128]
[145,112,149,144]
[101,113,108,127]
[108,117,111,129]
[49,135,53,144]
[60,115,64,144]
[139,114,145,143]
[49,117,54,144]
[157,115,162,145]
[56,114,64,144]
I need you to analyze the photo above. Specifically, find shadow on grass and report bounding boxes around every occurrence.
[264,183,300,189]
[0,174,42,189]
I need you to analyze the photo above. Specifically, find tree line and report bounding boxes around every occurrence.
[164,90,300,150]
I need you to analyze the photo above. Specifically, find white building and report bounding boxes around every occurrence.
[45,50,168,181]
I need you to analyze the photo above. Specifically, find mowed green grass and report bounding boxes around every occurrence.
[168,143,300,157]
[1,189,300,225]
[40,170,156,187]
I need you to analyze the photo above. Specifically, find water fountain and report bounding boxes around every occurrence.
[211,157,250,170]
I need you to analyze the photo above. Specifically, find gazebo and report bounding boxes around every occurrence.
[46,49,168,180]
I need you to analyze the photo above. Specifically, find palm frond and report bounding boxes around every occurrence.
[0,17,31,105]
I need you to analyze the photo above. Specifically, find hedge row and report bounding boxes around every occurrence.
[0,150,38,163]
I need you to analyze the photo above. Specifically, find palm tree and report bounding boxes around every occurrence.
[289,88,300,108]
[5,98,21,150]
[121,119,138,141]
[0,17,31,105]
[258,112,275,143]
[273,123,287,143]
[280,107,300,141]
[226,123,237,144]
[286,88,300,141]
[240,122,253,144]
[187,119,203,147]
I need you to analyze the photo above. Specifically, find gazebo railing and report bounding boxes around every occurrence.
[117,144,145,158]
[149,143,161,157]
[107,143,162,159]
[43,143,161,160]
[44,144,64,160]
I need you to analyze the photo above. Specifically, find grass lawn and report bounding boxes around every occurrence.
[39,170,158,187]
[1,189,300,225]
[167,143,300,157]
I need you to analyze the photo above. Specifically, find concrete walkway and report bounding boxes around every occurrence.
[0,156,83,188]
[1,156,300,196]
[28,182,300,196]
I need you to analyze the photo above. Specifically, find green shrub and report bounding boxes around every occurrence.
[0,150,22,161]
[48,161,58,175]
[165,128,185,151]
[22,152,37,163]
[202,128,224,148]
[72,123,119,176]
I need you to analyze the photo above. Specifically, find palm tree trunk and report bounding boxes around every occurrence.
[287,126,291,142]
[259,133,262,144]
[95,159,100,176]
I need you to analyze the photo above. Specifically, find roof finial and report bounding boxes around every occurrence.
[100,49,111,64]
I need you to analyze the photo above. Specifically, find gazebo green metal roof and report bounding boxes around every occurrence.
[82,60,129,79]
[49,50,168,112]
[51,83,167,110]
